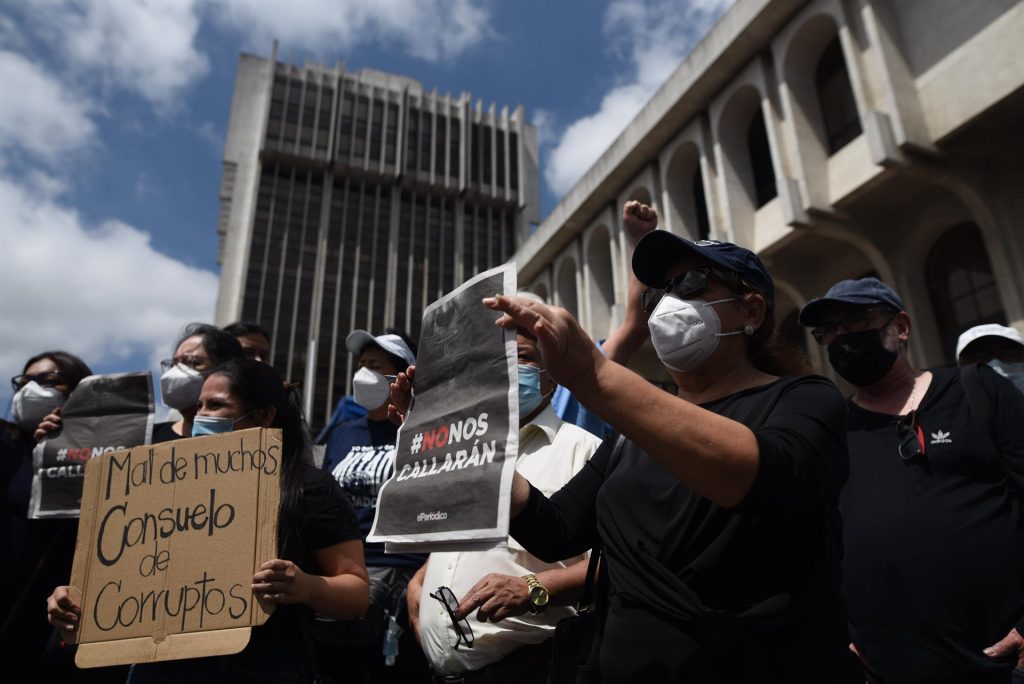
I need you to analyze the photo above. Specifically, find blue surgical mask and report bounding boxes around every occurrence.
[191,412,258,437]
[519,364,550,419]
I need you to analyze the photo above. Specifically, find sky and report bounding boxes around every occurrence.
[0,0,732,411]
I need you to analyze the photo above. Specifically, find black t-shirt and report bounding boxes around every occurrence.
[511,375,862,682]
[151,421,182,443]
[132,464,361,680]
[843,365,1024,683]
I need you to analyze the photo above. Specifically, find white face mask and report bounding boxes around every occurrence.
[12,381,66,431]
[648,295,742,372]
[988,359,1024,394]
[160,364,205,411]
[353,367,391,410]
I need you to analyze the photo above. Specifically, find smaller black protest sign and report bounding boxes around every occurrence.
[31,372,154,519]
[368,263,519,550]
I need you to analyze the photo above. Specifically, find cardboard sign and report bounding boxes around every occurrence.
[68,428,281,668]
[31,372,155,519]
[368,263,519,551]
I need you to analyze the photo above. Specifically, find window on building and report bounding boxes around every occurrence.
[406,107,419,171]
[420,109,432,174]
[369,98,383,162]
[747,109,777,208]
[927,222,1006,361]
[435,114,447,177]
[470,123,481,184]
[693,166,710,240]
[496,129,506,189]
[337,91,354,156]
[509,132,519,191]
[450,118,461,179]
[816,36,862,154]
[353,95,369,157]
[482,125,493,185]
[385,102,398,165]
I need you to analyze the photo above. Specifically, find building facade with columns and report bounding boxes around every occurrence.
[214,49,539,428]
[516,0,1024,383]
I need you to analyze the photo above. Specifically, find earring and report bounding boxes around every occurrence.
[744,324,754,336]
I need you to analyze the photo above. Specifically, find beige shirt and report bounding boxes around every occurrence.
[418,404,602,674]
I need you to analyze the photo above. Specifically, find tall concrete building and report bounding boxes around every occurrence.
[515,0,1024,385]
[215,48,540,428]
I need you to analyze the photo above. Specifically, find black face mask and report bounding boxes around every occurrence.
[828,328,898,386]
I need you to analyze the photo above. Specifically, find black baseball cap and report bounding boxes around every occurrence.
[798,277,904,327]
[632,231,775,304]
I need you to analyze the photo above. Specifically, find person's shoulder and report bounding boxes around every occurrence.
[552,419,603,450]
[772,374,844,401]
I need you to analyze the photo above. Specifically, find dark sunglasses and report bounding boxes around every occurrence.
[896,410,926,462]
[429,586,474,649]
[641,267,736,313]
[11,370,65,392]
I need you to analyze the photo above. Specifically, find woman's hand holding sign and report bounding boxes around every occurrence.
[46,585,80,634]
[252,559,310,604]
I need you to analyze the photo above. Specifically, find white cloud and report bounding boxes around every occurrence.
[211,0,492,62]
[543,0,733,197]
[15,0,208,110]
[0,51,96,164]
[0,175,219,401]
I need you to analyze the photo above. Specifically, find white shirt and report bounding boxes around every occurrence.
[418,404,602,674]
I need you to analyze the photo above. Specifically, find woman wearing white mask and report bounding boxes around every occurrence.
[316,329,429,683]
[3,351,92,669]
[152,323,245,442]
[486,221,863,681]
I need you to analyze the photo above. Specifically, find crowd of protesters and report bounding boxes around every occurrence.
[2,200,1024,683]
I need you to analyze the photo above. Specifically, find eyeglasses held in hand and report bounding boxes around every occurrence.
[429,586,474,649]
[896,410,926,461]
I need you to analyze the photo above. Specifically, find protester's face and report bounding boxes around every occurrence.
[660,256,751,333]
[173,336,214,373]
[816,303,901,349]
[517,332,554,396]
[959,338,1024,366]
[196,374,269,430]
[359,346,399,376]
[237,334,271,364]
[19,357,72,397]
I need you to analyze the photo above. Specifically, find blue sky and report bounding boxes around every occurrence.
[0,0,731,410]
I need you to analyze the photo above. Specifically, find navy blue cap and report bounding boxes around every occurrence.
[798,277,904,327]
[632,231,775,304]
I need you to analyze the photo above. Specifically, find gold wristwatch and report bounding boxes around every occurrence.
[522,574,550,614]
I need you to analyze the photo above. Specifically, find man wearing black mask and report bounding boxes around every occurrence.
[800,277,1024,683]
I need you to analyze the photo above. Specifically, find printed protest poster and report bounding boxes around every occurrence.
[31,372,154,519]
[368,263,518,551]
[67,428,281,668]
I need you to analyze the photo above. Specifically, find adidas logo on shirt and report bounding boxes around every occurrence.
[929,430,952,445]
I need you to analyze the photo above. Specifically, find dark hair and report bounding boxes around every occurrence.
[223,321,270,342]
[209,359,311,563]
[175,323,245,366]
[23,351,93,394]
[719,273,813,377]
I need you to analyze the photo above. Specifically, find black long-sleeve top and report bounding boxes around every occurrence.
[510,375,863,683]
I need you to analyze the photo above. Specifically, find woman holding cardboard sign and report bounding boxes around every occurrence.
[47,359,369,682]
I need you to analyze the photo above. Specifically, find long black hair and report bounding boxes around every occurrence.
[22,351,93,394]
[208,359,311,564]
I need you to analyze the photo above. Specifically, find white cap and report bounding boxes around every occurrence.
[956,323,1024,359]
[346,331,416,368]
